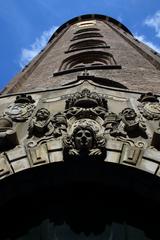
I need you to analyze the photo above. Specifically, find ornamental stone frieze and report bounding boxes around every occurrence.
[0,82,160,179]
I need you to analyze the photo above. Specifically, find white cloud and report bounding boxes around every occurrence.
[144,10,160,38]
[19,25,58,68]
[134,34,160,53]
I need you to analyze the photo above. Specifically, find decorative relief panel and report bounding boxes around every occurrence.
[25,89,152,162]
[63,89,108,160]
[28,108,67,139]
[65,88,108,109]
[4,94,35,122]
[103,109,147,138]
[28,108,55,138]
[63,120,106,160]
[26,89,108,161]
[0,87,160,179]
[119,108,147,138]
[138,92,160,120]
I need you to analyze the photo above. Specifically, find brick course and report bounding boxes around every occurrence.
[3,16,160,94]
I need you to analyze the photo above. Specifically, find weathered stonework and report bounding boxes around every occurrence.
[0,78,160,179]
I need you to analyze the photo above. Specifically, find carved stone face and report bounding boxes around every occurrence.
[122,108,137,120]
[74,129,93,150]
[36,108,50,121]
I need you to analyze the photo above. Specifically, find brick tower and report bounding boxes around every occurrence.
[0,14,160,239]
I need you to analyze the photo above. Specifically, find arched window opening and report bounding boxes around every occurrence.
[76,20,96,28]
[68,39,108,52]
[74,28,100,35]
[71,32,103,41]
[60,51,117,71]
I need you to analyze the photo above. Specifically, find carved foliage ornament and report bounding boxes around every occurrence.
[5,94,35,122]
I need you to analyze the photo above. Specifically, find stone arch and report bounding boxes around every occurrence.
[74,28,100,35]
[0,161,159,239]
[71,32,103,41]
[60,51,116,71]
[68,39,108,51]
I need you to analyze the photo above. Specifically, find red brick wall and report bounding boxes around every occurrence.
[3,19,160,94]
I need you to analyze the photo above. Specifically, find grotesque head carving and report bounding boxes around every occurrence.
[119,107,147,138]
[28,108,51,138]
[63,122,106,160]
[121,108,137,120]
[36,108,50,121]
[74,126,94,150]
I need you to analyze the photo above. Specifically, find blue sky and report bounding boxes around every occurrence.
[0,0,160,91]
